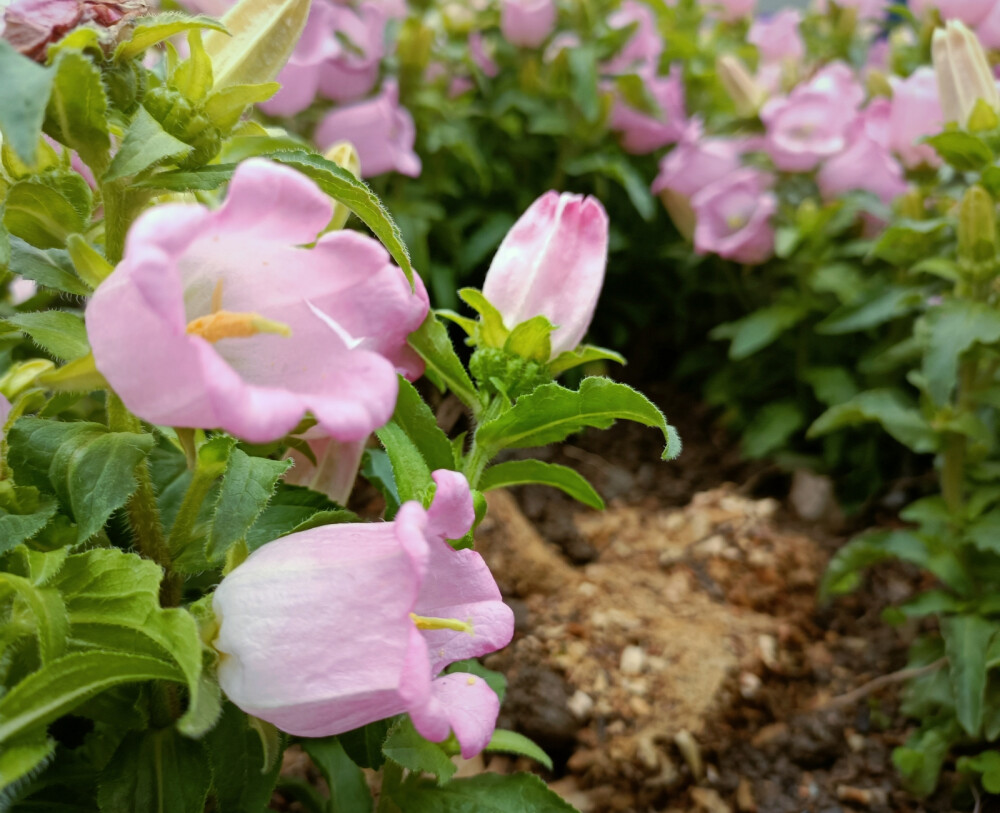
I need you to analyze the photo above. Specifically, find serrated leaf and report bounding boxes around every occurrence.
[4,237,90,295]
[0,482,59,555]
[4,178,89,249]
[103,107,192,182]
[922,301,1000,406]
[0,730,55,792]
[244,484,356,551]
[7,418,155,542]
[206,448,290,561]
[392,376,455,473]
[0,41,54,165]
[44,50,110,175]
[0,572,67,664]
[303,736,373,810]
[807,389,937,453]
[475,377,680,461]
[134,162,238,191]
[268,151,416,285]
[0,651,183,744]
[173,30,214,103]
[392,772,577,811]
[942,615,997,737]
[376,420,434,506]
[115,13,229,61]
[486,730,553,770]
[97,729,210,813]
[382,717,456,785]
[548,344,625,377]
[479,460,603,509]
[4,310,89,360]
[409,314,481,410]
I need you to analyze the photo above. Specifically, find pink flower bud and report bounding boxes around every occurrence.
[213,470,514,758]
[482,191,609,358]
[692,169,776,265]
[86,159,428,443]
[500,0,556,48]
[315,82,422,178]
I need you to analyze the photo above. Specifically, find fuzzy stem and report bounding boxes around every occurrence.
[462,396,507,489]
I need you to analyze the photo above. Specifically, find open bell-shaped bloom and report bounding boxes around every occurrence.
[316,82,421,177]
[212,470,515,758]
[888,67,943,168]
[603,0,663,76]
[86,159,428,444]
[692,169,776,265]
[748,9,804,64]
[482,191,609,359]
[608,68,687,154]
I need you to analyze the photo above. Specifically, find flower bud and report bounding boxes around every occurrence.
[932,20,1000,128]
[501,0,557,48]
[718,55,766,118]
[958,184,999,278]
[323,141,362,231]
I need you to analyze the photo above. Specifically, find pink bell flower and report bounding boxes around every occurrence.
[748,10,804,63]
[469,31,500,77]
[976,1,1000,47]
[692,169,776,265]
[315,82,421,177]
[500,0,557,48]
[911,0,996,26]
[817,120,907,206]
[86,159,428,443]
[651,121,746,239]
[212,469,515,757]
[285,434,367,506]
[760,62,864,172]
[709,0,756,22]
[608,68,687,154]
[482,191,609,359]
[888,67,944,168]
[603,0,663,75]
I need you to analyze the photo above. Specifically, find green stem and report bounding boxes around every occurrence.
[941,432,966,516]
[166,468,216,557]
[100,180,130,266]
[377,761,404,813]
[462,396,506,489]
[107,393,180,606]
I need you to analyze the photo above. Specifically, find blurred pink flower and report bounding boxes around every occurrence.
[86,159,428,443]
[213,469,514,757]
[315,82,421,177]
[911,0,995,25]
[2,0,141,60]
[483,191,609,358]
[748,10,804,63]
[609,69,686,154]
[692,169,776,265]
[709,0,756,22]
[975,0,1000,47]
[760,62,864,171]
[888,67,944,167]
[469,31,499,77]
[500,0,556,47]
[604,0,663,75]
[286,434,368,506]
[817,117,907,205]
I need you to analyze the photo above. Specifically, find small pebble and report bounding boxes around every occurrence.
[620,645,646,675]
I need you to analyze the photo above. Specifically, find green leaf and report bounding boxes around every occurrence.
[391,377,455,473]
[0,651,183,744]
[459,288,509,348]
[893,726,954,797]
[4,178,89,249]
[925,131,992,170]
[103,107,192,182]
[408,314,481,410]
[816,285,925,335]
[0,41,54,165]
[7,418,155,542]
[870,218,949,267]
[361,448,400,518]
[0,572,67,664]
[65,234,111,288]
[485,730,553,771]
[245,484,356,552]
[548,344,625,377]
[821,529,929,599]
[206,448,291,562]
[97,729,210,813]
[958,751,1000,793]
[303,736,374,811]
[942,615,997,737]
[922,301,1000,406]
[133,163,239,192]
[115,13,229,61]
[376,421,434,506]
[475,377,681,461]
[203,0,311,89]
[807,389,937,453]
[205,702,286,813]
[0,730,54,792]
[44,50,110,175]
[338,719,393,770]
[563,152,655,220]
[204,82,279,130]
[392,772,577,812]
[173,30,215,103]
[479,460,604,510]
[268,151,415,284]
[505,316,553,363]
[709,302,811,360]
[0,482,58,555]
[382,717,456,786]
[4,237,90,295]
[4,310,89,360]
[741,401,805,459]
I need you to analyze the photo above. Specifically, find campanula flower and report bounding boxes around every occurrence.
[212,470,515,757]
[608,69,686,154]
[500,0,556,48]
[748,10,804,63]
[482,191,609,358]
[604,0,662,76]
[692,169,776,265]
[86,159,428,443]
[888,67,943,168]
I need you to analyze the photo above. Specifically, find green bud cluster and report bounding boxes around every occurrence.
[957,184,999,280]
[469,346,553,400]
[143,86,223,170]
[103,59,147,115]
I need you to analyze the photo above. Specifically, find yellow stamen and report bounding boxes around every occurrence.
[186,311,292,343]
[466,676,476,686]
[409,612,474,635]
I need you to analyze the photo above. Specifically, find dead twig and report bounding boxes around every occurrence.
[820,657,947,710]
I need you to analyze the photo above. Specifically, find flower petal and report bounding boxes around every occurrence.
[409,673,501,758]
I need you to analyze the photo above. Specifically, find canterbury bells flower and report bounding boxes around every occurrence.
[212,470,515,757]
[86,159,428,443]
